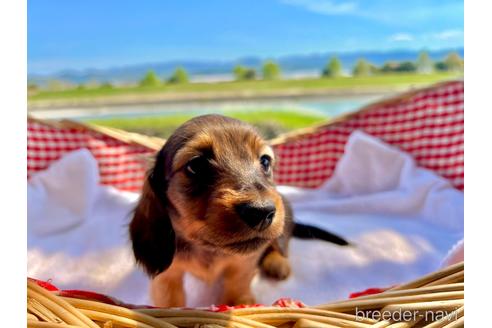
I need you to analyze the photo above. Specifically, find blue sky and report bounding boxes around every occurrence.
[28,0,463,74]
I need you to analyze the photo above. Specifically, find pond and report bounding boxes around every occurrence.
[31,93,390,121]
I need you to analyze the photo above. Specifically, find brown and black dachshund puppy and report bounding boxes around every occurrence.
[129,114,348,307]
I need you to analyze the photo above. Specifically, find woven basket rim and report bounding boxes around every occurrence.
[27,261,464,327]
[28,114,165,151]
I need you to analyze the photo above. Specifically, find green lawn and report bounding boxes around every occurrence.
[29,72,460,102]
[87,110,327,139]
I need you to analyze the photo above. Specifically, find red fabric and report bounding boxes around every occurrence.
[27,123,155,192]
[58,290,125,306]
[271,298,306,308]
[28,277,59,291]
[349,287,389,299]
[210,303,265,312]
[29,277,155,308]
[273,81,464,190]
[209,298,305,311]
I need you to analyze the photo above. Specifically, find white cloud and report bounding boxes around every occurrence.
[432,29,463,40]
[280,0,358,15]
[387,29,463,46]
[389,33,414,42]
[279,1,463,29]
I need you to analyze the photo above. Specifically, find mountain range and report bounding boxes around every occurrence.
[28,47,464,85]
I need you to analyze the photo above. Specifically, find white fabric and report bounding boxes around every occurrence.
[27,131,463,307]
[254,131,463,305]
[27,149,147,304]
[28,149,100,236]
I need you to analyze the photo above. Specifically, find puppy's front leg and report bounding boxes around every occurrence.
[260,244,291,280]
[220,258,257,305]
[151,265,185,307]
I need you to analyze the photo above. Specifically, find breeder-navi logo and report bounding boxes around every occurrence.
[355,307,460,323]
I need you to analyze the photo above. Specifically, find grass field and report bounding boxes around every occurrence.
[29,72,460,103]
[87,110,327,139]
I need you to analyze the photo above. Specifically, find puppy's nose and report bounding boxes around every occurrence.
[235,202,276,231]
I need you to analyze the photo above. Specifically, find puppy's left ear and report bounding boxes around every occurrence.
[129,168,176,276]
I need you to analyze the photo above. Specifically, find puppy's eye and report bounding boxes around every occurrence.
[186,157,208,175]
[260,155,272,173]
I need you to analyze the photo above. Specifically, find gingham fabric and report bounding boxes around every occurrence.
[27,122,155,192]
[272,80,464,190]
[27,80,464,192]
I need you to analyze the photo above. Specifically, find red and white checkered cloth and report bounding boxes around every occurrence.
[27,80,464,192]
[27,122,154,192]
[272,80,464,190]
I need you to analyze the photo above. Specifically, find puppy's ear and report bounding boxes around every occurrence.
[129,169,175,277]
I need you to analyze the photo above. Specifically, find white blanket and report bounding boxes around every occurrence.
[27,131,464,307]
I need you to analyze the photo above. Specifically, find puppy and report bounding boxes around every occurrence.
[129,114,348,307]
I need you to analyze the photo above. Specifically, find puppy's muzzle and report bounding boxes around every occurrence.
[235,202,276,231]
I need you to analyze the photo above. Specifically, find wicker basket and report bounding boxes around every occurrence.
[27,261,464,328]
[27,80,464,327]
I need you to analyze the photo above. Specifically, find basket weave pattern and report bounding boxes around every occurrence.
[27,262,464,328]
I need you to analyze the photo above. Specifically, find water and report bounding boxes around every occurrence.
[31,94,389,121]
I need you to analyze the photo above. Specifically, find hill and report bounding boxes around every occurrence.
[28,48,464,86]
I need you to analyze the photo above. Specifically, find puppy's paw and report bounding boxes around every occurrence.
[260,251,291,280]
[232,294,256,306]
[220,293,256,306]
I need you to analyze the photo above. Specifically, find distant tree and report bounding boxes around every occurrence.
[139,70,161,87]
[434,61,448,71]
[233,65,256,81]
[444,52,464,72]
[322,57,343,77]
[380,61,399,73]
[262,60,281,80]
[352,58,372,77]
[397,61,417,72]
[233,65,246,81]
[168,67,189,84]
[434,53,464,72]
[417,51,433,74]
[369,64,379,75]
[380,61,417,73]
[243,69,256,80]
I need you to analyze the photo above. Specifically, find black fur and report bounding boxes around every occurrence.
[291,222,350,246]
